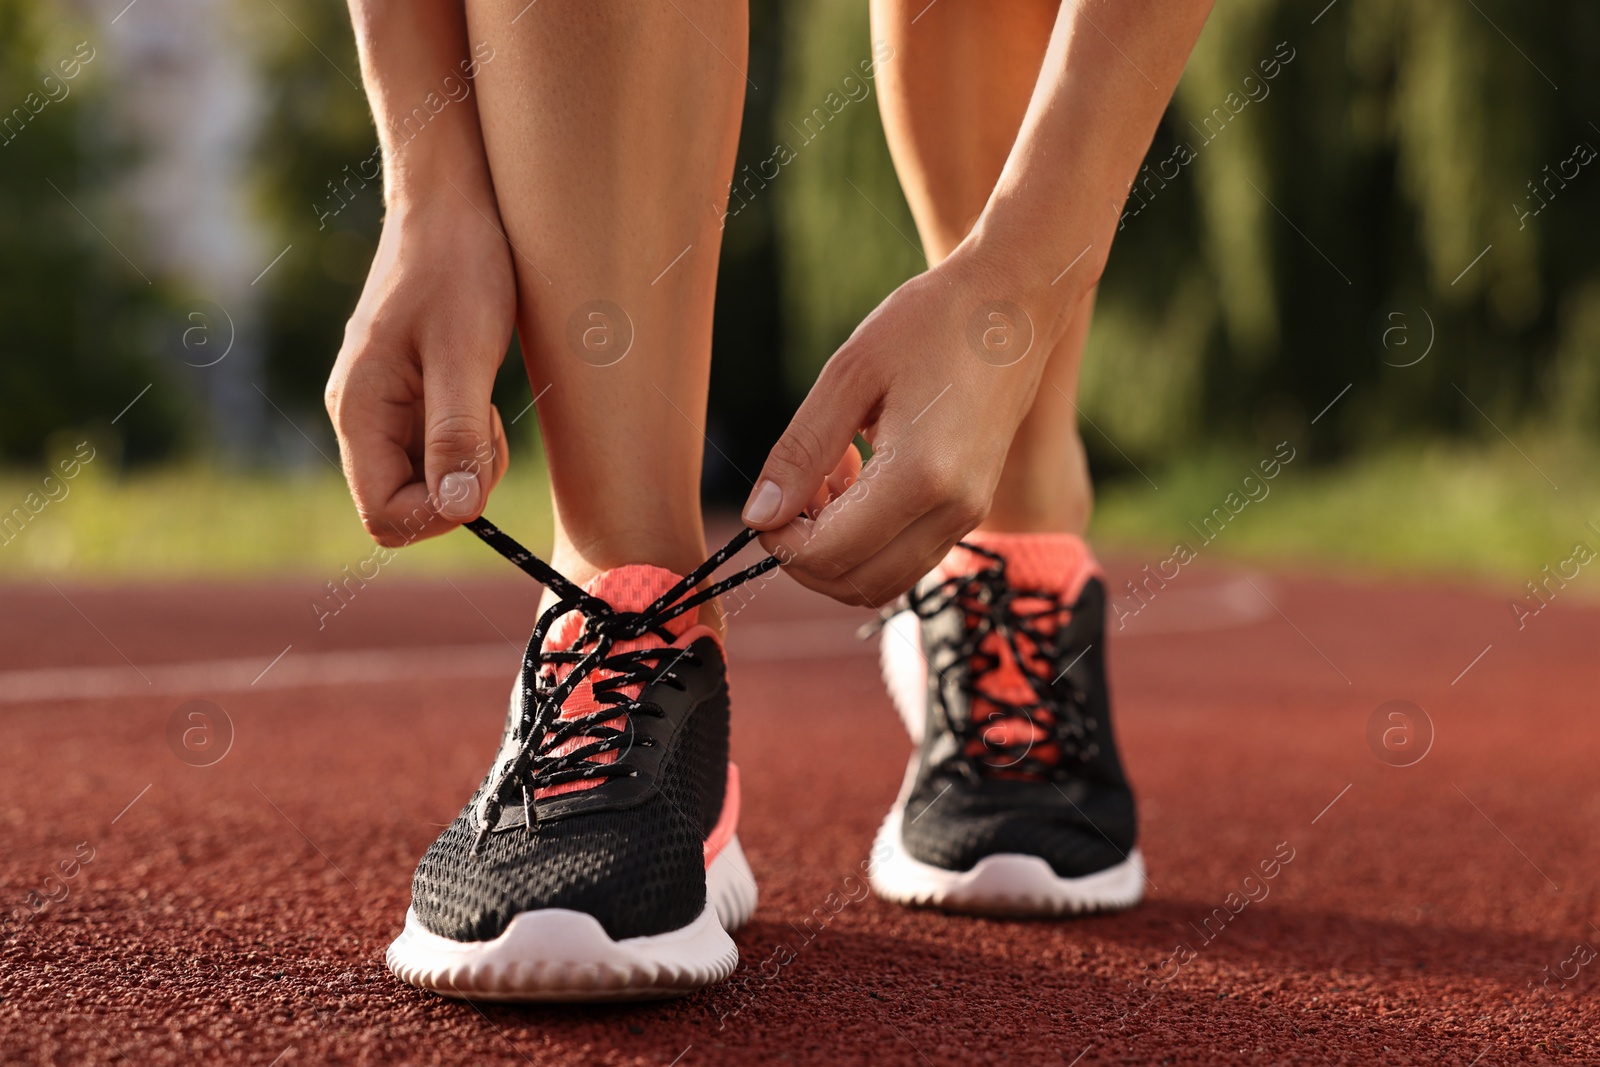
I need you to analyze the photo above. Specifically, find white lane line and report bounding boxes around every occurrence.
[0,644,517,705]
[0,620,872,705]
[2,573,1286,706]
[1111,574,1277,636]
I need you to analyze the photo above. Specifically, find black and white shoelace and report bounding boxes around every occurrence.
[898,544,1097,781]
[463,517,779,854]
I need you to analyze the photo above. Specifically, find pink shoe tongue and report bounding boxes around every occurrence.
[544,565,694,653]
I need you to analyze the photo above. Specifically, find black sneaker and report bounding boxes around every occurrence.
[386,520,775,1001]
[868,534,1144,916]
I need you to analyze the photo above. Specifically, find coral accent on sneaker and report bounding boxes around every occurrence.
[537,566,700,799]
[938,532,1100,602]
[703,763,741,869]
[936,533,1101,773]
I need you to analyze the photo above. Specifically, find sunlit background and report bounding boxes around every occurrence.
[3,0,1596,585]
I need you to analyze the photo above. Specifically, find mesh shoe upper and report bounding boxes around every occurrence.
[897,535,1138,879]
[409,564,733,943]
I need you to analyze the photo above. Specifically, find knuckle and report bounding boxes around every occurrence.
[915,458,962,500]
[768,421,829,479]
[805,551,851,581]
[325,339,372,422]
[949,489,990,529]
[928,463,960,502]
[358,514,406,547]
[823,345,869,392]
[323,363,350,422]
[426,413,487,463]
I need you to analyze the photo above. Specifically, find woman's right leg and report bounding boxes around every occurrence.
[388,3,759,1003]
[464,0,748,589]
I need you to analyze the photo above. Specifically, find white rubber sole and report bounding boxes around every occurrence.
[868,800,1145,916]
[874,611,1145,917]
[386,835,758,1002]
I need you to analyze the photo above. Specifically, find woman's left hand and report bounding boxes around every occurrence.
[741,247,1078,607]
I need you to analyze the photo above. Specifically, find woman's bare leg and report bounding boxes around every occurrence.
[872,0,1095,535]
[465,0,747,585]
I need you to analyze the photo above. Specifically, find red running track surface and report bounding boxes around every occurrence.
[1,543,1597,1065]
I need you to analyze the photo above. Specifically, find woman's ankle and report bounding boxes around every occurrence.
[546,526,727,638]
[979,458,1094,536]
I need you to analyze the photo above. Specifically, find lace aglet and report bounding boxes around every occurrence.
[470,794,502,858]
[523,785,534,829]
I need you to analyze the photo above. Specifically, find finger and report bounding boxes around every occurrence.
[327,347,455,547]
[803,445,863,517]
[762,421,971,587]
[771,503,962,608]
[826,510,965,607]
[757,446,923,586]
[335,415,461,548]
[422,355,501,523]
[743,353,881,530]
[485,402,511,492]
[826,444,863,499]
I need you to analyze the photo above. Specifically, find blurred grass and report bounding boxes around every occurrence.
[0,438,1595,589]
[0,462,553,581]
[1091,436,1598,591]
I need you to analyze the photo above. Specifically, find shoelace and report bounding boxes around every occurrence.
[464,517,779,855]
[896,543,1097,782]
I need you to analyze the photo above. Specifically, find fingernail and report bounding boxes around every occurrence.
[438,471,481,520]
[742,479,782,526]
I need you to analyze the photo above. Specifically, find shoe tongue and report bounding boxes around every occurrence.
[544,565,693,653]
[937,532,1093,592]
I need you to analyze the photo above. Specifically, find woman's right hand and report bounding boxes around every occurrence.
[325,196,516,547]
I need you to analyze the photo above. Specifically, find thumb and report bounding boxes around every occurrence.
[744,356,877,530]
[423,360,500,523]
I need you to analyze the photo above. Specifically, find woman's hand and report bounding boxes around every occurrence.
[742,245,1082,607]
[325,197,515,546]
[742,0,1213,608]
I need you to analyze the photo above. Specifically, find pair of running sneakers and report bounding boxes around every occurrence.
[385,519,1143,1001]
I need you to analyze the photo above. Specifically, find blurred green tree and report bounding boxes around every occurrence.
[773,0,1600,473]
[772,0,924,399]
[0,0,184,465]
[247,0,382,420]
[18,0,1589,482]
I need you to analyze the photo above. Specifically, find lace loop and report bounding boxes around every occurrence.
[462,518,778,854]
